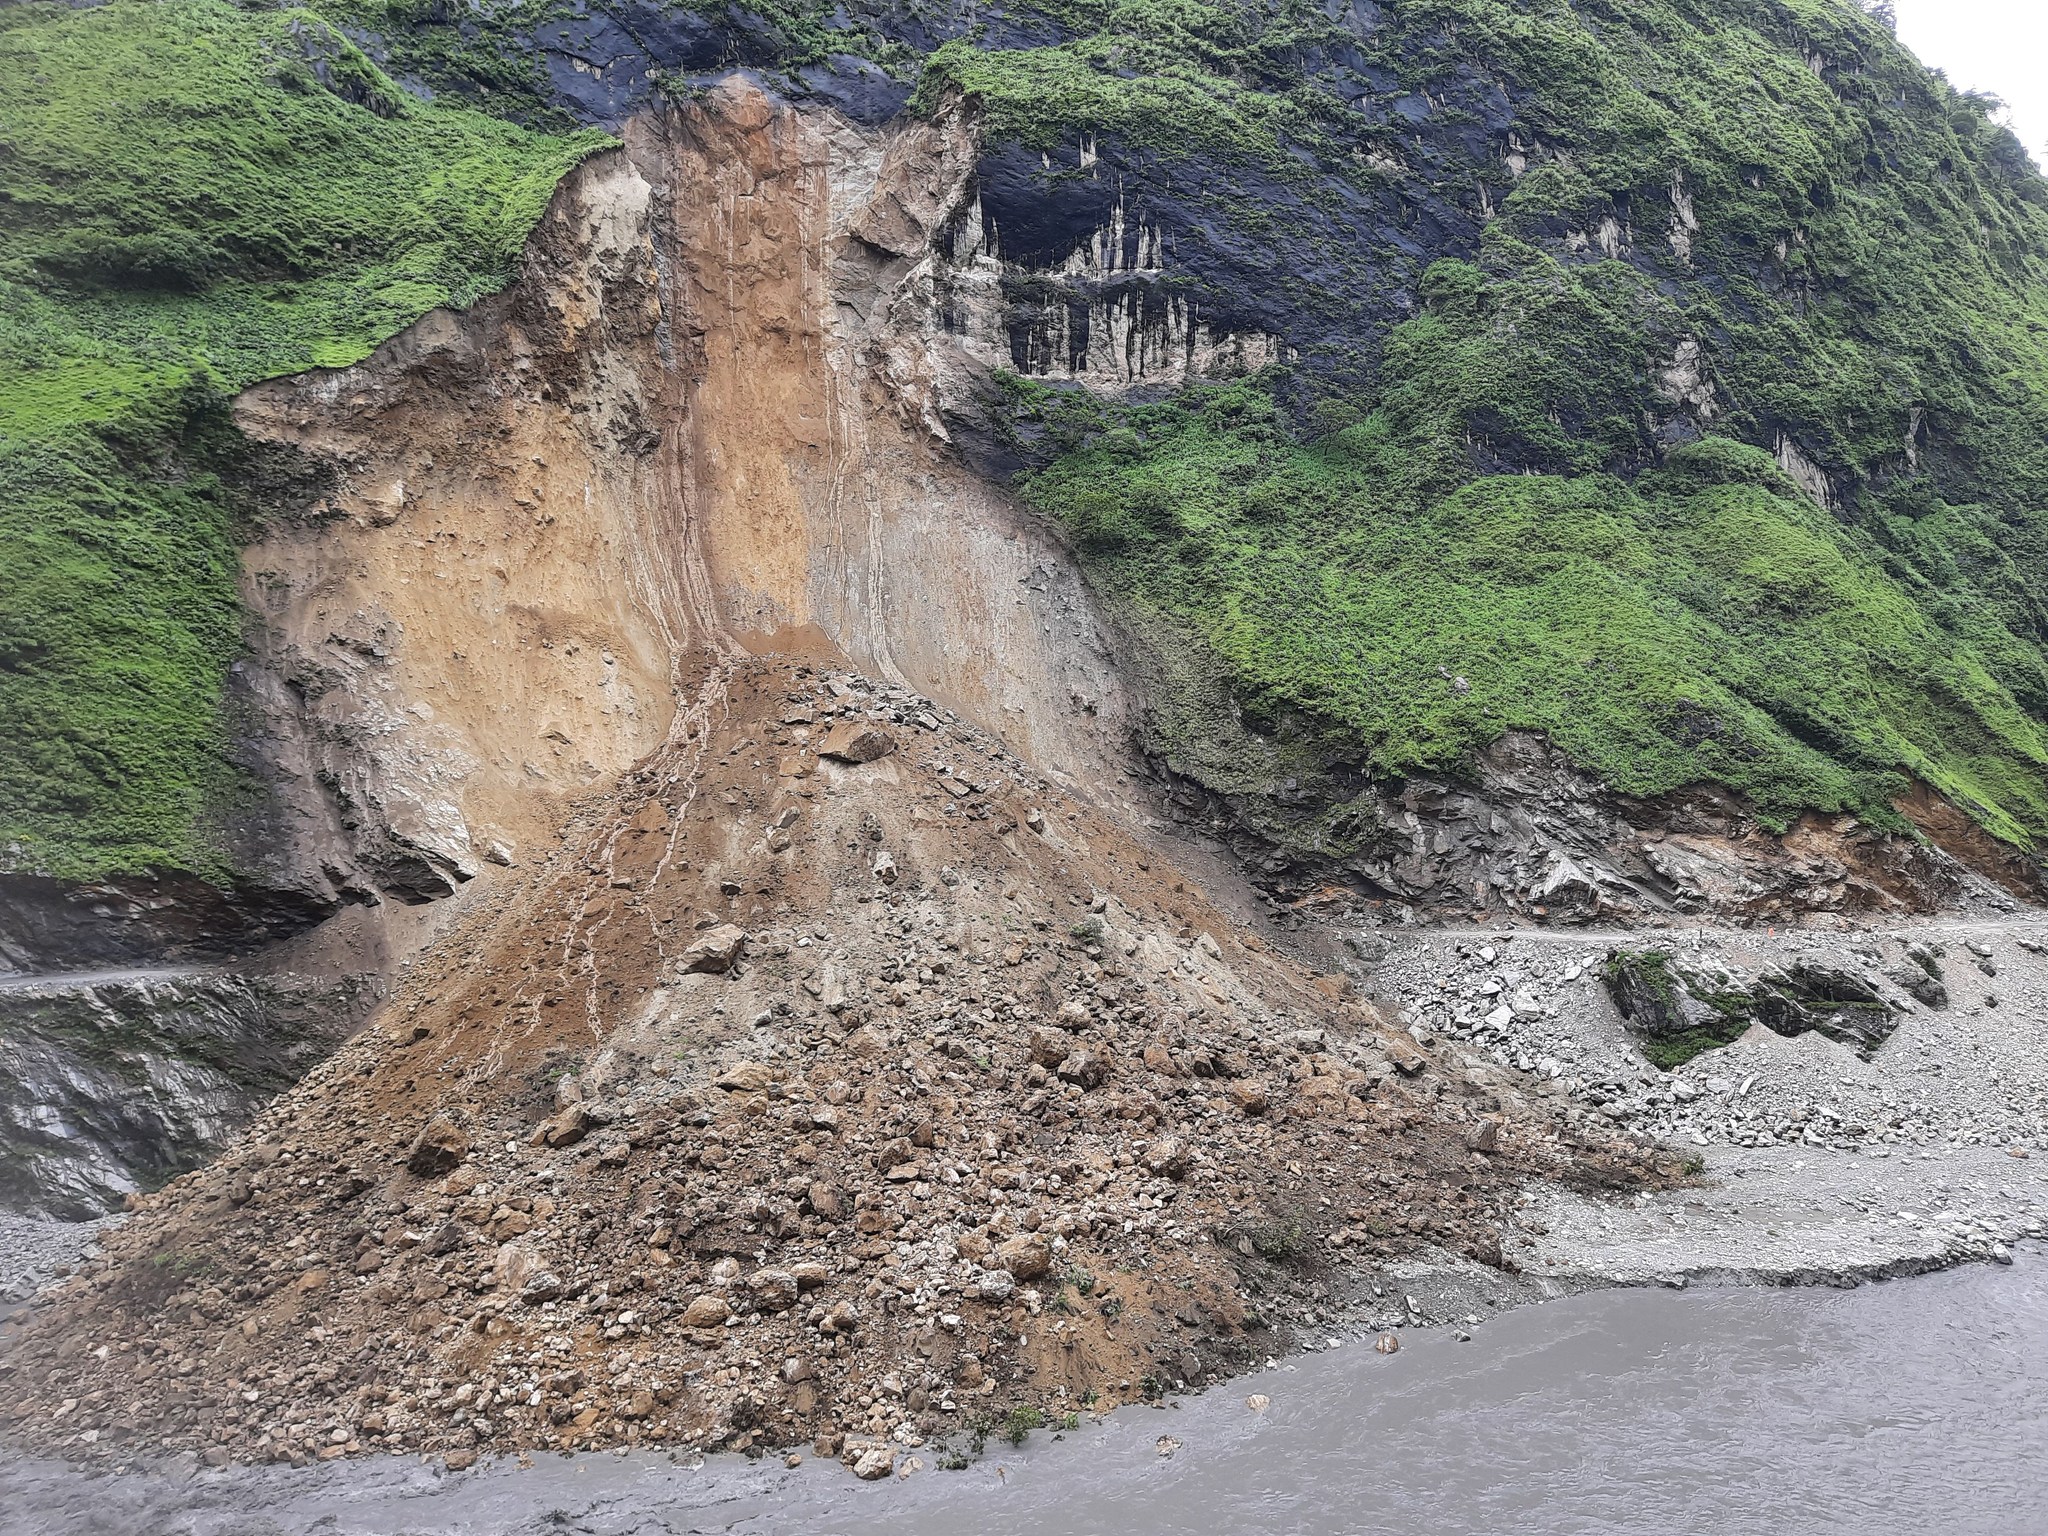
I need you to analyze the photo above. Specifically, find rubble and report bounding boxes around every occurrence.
[0,660,1674,1471]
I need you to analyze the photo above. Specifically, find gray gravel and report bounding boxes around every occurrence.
[1343,914,2048,1291]
[1525,1142,2048,1284]
[0,1213,117,1308]
[1363,915,2048,1156]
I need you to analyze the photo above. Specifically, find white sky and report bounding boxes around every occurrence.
[1896,1,2048,163]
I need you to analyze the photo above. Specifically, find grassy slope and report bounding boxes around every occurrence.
[958,0,2048,847]
[0,0,607,883]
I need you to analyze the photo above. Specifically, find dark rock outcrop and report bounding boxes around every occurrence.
[0,970,376,1219]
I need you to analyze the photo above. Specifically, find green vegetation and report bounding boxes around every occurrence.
[0,0,608,880]
[1024,366,2048,842]
[913,1,1371,170]
[980,0,2048,852]
[1000,1404,1047,1445]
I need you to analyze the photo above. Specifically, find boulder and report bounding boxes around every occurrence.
[1751,962,1901,1054]
[747,1269,799,1312]
[537,1101,603,1149]
[680,1294,732,1329]
[1027,1027,1070,1067]
[1056,1048,1110,1089]
[406,1115,469,1177]
[1143,1135,1192,1180]
[819,1300,860,1335]
[714,1060,776,1093]
[1606,949,1901,1062]
[818,723,896,764]
[996,1232,1052,1281]
[791,1261,831,1292]
[681,924,748,975]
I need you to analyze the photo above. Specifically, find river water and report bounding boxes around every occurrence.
[4,1251,2043,1536]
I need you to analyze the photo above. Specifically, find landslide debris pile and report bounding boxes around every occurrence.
[0,657,1673,1471]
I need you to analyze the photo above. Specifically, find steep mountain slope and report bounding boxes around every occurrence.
[7,0,2048,975]
[267,1,2048,880]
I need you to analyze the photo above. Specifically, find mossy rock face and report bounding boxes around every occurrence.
[955,0,2048,864]
[1747,962,1902,1056]
[1602,947,1903,1069]
[1602,948,1752,1070]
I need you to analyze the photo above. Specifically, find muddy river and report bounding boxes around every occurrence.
[4,1250,2042,1535]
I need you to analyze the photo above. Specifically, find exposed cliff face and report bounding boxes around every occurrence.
[644,90,1147,803]
[231,152,693,925]
[215,82,1161,962]
[0,970,376,1221]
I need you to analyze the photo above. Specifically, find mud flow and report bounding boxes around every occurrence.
[2,1251,2042,1535]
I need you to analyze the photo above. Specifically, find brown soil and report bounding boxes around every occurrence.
[0,656,1679,1472]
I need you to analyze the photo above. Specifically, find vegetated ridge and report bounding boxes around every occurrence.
[0,0,606,885]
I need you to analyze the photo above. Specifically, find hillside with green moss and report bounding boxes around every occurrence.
[0,0,607,884]
[949,0,2048,864]
[8,0,2048,908]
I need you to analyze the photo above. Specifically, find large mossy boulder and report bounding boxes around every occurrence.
[1603,949,1903,1070]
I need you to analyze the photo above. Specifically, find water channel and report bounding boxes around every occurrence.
[3,1249,2042,1535]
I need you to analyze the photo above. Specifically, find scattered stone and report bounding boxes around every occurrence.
[852,1446,897,1480]
[996,1233,1053,1281]
[680,1295,733,1329]
[1056,1048,1109,1089]
[1144,1135,1192,1180]
[715,1061,776,1093]
[749,1269,799,1312]
[1028,1027,1070,1067]
[1226,1080,1268,1116]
